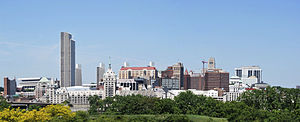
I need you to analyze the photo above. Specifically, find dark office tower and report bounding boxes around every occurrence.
[204,71,229,92]
[4,77,16,97]
[61,32,75,87]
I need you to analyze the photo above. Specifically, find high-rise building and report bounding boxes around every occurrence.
[161,62,184,89]
[4,77,16,97]
[296,86,300,89]
[183,70,204,90]
[204,70,229,92]
[103,62,117,98]
[60,32,76,87]
[235,66,262,84]
[208,57,216,69]
[97,63,105,88]
[75,64,82,86]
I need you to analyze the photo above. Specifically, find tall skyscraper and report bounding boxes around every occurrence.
[75,64,82,86]
[97,63,105,88]
[4,77,16,97]
[61,32,76,87]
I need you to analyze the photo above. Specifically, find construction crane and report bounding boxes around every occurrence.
[202,60,207,76]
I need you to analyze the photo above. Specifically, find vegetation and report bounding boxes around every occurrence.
[0,86,299,121]
[0,96,10,111]
[88,86,300,121]
[0,87,4,92]
[89,114,225,122]
[0,105,75,122]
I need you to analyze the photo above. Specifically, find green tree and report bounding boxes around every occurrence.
[75,111,89,122]
[154,98,179,114]
[28,104,42,111]
[0,96,10,111]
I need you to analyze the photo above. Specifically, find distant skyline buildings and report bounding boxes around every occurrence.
[60,32,76,87]
[0,1,299,88]
[75,64,82,86]
[97,63,105,88]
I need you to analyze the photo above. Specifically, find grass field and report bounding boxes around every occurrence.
[88,114,228,122]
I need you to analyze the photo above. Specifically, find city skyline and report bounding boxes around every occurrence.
[0,1,299,88]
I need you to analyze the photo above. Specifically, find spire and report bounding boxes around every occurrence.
[185,69,189,75]
[108,56,112,69]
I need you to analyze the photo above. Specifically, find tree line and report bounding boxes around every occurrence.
[88,86,300,121]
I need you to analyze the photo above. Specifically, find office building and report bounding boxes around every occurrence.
[75,64,82,86]
[47,86,102,105]
[235,66,262,84]
[204,70,229,92]
[297,86,300,89]
[103,62,117,98]
[97,63,105,88]
[189,72,203,90]
[4,77,16,97]
[160,78,180,90]
[183,69,190,90]
[61,32,76,87]
[161,62,184,89]
[16,77,56,100]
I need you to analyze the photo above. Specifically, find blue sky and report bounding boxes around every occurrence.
[0,0,299,88]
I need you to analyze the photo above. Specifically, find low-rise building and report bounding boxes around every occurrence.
[47,86,103,105]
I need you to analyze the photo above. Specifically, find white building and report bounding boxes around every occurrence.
[47,86,102,105]
[235,66,262,84]
[17,77,54,98]
[165,89,224,101]
[103,63,117,98]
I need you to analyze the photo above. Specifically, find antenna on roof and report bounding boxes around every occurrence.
[108,56,112,69]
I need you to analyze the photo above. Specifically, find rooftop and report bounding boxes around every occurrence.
[120,67,156,70]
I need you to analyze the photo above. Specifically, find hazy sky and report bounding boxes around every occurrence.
[0,0,299,88]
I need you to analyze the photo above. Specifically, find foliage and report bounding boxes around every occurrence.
[0,96,10,111]
[0,104,76,122]
[28,104,42,111]
[75,111,89,122]
[88,87,300,121]
[92,114,193,122]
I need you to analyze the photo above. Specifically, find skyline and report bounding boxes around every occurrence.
[0,0,300,88]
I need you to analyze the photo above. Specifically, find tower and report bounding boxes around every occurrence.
[75,64,82,86]
[208,57,216,69]
[60,32,76,87]
[97,63,105,87]
[4,77,16,97]
[103,58,117,98]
